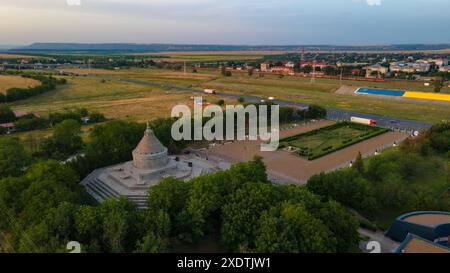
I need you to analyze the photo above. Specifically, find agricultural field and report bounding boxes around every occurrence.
[0,53,43,59]
[7,67,450,125]
[279,122,388,160]
[136,51,286,62]
[8,72,228,122]
[0,75,40,93]
[60,68,121,75]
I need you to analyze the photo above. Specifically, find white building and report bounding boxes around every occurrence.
[417,58,449,67]
[439,66,450,73]
[284,61,296,68]
[81,125,221,208]
[364,64,389,78]
[390,61,430,73]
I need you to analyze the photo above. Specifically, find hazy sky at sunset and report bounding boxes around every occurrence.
[1,0,449,45]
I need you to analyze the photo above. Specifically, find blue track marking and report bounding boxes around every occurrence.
[356,88,406,97]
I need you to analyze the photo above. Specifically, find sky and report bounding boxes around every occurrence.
[0,0,450,45]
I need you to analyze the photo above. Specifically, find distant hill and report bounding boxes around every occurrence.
[10,43,450,53]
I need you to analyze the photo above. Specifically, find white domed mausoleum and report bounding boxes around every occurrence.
[81,124,221,209]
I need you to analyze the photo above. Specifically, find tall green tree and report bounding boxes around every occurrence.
[138,209,171,253]
[221,182,277,251]
[255,203,336,253]
[0,104,15,123]
[19,161,82,226]
[40,119,83,159]
[316,201,360,252]
[98,197,142,253]
[148,178,189,215]
[353,152,365,174]
[0,137,32,178]
[307,169,378,215]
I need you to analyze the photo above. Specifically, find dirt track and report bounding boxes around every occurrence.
[207,120,408,184]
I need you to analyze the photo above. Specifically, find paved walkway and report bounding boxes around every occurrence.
[359,228,399,253]
[207,120,409,184]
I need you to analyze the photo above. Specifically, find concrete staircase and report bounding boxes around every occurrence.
[83,177,148,209]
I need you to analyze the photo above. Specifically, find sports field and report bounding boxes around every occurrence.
[280,122,388,160]
[403,91,450,102]
[355,88,450,102]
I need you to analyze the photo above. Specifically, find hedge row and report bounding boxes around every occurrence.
[307,128,388,160]
[279,122,388,160]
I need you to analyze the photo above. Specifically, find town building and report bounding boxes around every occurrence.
[336,61,370,67]
[390,61,430,73]
[300,61,328,69]
[260,62,271,72]
[81,124,222,208]
[0,123,15,134]
[270,66,294,75]
[439,65,450,73]
[0,111,33,134]
[417,58,449,67]
[283,61,296,68]
[364,64,389,78]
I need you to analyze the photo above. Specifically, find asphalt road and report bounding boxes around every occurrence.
[112,77,433,133]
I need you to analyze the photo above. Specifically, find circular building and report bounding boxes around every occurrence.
[386,211,450,253]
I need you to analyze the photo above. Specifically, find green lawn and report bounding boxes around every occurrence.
[280,122,387,160]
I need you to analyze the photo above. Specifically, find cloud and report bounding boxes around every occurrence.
[366,0,382,6]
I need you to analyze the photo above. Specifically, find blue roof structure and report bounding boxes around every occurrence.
[386,211,450,243]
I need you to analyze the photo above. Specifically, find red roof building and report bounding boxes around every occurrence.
[0,123,15,129]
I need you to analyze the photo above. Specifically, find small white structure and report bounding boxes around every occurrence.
[204,89,216,94]
[439,66,450,73]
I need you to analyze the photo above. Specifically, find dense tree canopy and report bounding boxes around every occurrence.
[40,119,83,159]
[307,169,378,216]
[69,120,145,177]
[0,137,32,178]
[5,119,446,253]
[308,123,449,229]
[0,104,16,123]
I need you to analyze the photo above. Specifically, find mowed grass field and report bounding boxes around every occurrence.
[0,75,41,93]
[8,67,450,125]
